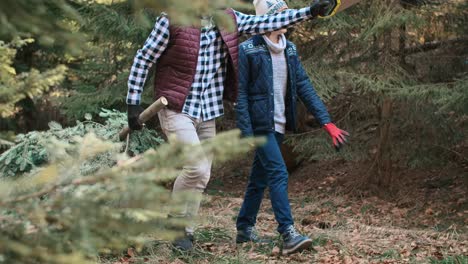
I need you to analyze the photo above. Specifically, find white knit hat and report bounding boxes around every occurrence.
[253,0,288,15]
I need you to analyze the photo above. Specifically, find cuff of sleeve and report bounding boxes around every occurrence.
[321,120,333,127]
[126,98,140,105]
[304,6,312,17]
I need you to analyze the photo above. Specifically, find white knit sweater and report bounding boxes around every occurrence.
[263,34,287,134]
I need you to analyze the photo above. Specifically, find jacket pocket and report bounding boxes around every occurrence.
[248,95,270,131]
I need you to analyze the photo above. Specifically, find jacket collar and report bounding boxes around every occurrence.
[252,34,292,50]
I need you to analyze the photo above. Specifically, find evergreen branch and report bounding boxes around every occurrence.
[431,144,468,163]
[0,170,114,206]
[401,37,468,55]
[0,139,14,151]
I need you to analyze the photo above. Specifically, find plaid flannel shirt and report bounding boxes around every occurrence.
[127,7,312,121]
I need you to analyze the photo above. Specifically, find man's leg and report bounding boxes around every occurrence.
[179,118,216,234]
[157,109,213,236]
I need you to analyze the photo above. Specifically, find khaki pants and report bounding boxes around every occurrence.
[158,109,216,234]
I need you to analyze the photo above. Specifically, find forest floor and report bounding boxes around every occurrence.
[105,158,467,264]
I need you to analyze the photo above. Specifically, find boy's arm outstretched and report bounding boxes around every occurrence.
[295,60,349,150]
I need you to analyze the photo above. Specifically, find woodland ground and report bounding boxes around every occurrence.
[102,158,467,264]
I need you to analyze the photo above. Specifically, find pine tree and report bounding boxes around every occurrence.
[286,0,467,188]
[0,39,67,118]
[0,0,249,125]
[0,129,260,263]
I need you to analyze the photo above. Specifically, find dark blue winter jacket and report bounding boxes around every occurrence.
[236,35,331,137]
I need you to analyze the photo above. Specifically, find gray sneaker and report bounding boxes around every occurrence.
[236,226,270,244]
[281,226,312,254]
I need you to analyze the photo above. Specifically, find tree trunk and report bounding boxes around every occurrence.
[368,0,397,189]
[399,24,406,65]
[373,97,394,187]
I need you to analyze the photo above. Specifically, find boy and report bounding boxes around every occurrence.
[235,0,348,254]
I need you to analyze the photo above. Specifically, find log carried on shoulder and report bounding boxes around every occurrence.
[118,97,168,141]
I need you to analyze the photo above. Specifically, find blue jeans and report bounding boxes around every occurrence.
[236,132,294,234]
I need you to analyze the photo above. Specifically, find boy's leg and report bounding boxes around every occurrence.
[236,151,268,231]
[263,133,312,254]
[256,133,294,234]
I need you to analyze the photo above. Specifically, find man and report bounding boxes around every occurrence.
[126,0,341,251]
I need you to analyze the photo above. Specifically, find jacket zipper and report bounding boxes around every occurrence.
[267,52,275,131]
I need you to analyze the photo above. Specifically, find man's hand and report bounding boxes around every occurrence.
[310,0,340,18]
[127,105,144,131]
[323,123,349,151]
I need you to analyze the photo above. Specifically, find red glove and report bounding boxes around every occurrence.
[323,123,349,151]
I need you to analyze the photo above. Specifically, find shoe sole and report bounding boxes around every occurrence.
[236,239,272,244]
[282,238,313,255]
[236,236,249,244]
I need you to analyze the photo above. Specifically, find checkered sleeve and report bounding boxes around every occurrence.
[126,15,170,105]
[234,7,312,35]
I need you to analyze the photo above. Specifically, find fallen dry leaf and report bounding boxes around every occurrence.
[425,208,434,215]
[343,255,353,264]
[271,246,281,256]
[127,247,135,258]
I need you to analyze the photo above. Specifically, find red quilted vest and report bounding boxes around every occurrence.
[154,9,239,112]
